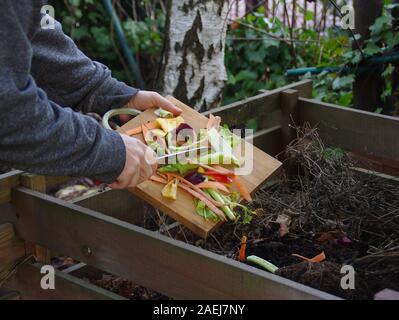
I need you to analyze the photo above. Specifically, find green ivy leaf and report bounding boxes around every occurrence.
[363,42,382,56]
[370,15,392,36]
[332,75,355,90]
[234,70,258,82]
[382,64,395,77]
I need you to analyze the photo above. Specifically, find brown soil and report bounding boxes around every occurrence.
[150,125,399,300]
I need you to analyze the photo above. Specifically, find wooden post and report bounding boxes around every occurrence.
[0,223,26,265]
[353,0,384,112]
[281,89,300,173]
[20,174,51,264]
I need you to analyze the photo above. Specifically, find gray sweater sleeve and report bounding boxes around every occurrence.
[31,20,139,115]
[0,2,127,182]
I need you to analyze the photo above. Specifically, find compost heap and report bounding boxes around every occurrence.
[154,125,399,300]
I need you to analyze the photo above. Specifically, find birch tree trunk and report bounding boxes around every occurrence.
[158,0,228,111]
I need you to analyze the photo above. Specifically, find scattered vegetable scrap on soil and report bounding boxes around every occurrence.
[145,125,399,300]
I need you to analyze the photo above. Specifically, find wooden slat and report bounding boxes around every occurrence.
[350,151,399,177]
[250,126,283,157]
[19,174,50,264]
[299,98,399,161]
[0,171,21,205]
[0,223,14,243]
[204,80,312,130]
[11,187,339,300]
[0,171,21,188]
[20,174,46,193]
[73,189,148,225]
[0,189,11,206]
[4,262,126,300]
[281,89,299,150]
[0,239,26,265]
[44,176,71,189]
[0,204,18,225]
[0,223,26,265]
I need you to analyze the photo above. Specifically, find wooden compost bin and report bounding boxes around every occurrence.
[1,80,398,300]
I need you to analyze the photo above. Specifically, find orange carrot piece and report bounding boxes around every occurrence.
[125,121,159,137]
[150,175,168,184]
[292,251,326,263]
[125,126,143,136]
[196,181,230,194]
[233,176,252,202]
[238,235,247,261]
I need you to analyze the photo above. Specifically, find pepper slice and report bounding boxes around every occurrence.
[204,170,233,184]
[161,178,179,200]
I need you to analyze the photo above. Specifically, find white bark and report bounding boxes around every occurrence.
[159,0,228,111]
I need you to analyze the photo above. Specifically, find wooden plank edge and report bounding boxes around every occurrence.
[12,187,340,300]
[203,79,312,117]
[0,171,22,205]
[298,97,399,161]
[4,262,126,300]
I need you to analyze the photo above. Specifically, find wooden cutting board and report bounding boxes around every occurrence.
[118,97,282,238]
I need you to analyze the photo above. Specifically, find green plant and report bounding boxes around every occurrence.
[224,8,291,104]
[51,0,165,87]
[223,6,353,105]
[309,2,399,110]
[224,2,399,111]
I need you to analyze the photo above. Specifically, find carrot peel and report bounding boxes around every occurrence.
[125,120,159,137]
[233,176,252,202]
[196,181,230,194]
[238,235,247,262]
[292,251,326,263]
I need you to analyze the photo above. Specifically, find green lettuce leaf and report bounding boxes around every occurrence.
[194,199,219,222]
[158,163,198,176]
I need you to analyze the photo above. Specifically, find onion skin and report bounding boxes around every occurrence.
[184,171,205,185]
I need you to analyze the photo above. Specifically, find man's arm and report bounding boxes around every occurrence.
[31,20,137,115]
[0,3,125,182]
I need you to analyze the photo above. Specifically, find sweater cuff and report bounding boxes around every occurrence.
[87,129,126,183]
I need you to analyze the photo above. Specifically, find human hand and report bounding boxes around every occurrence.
[120,91,182,124]
[128,90,181,114]
[108,134,157,189]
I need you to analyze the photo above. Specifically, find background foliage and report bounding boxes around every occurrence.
[52,0,398,113]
